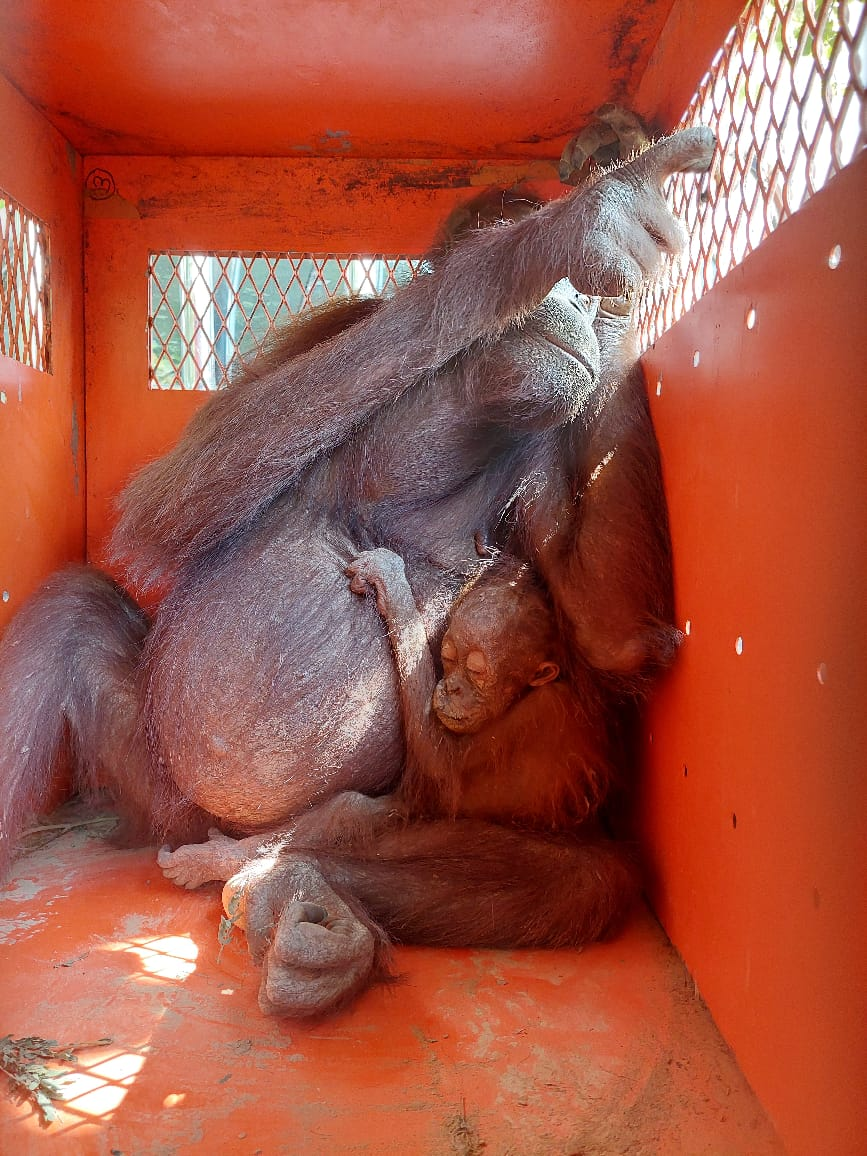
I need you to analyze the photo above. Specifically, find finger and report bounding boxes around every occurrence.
[623,126,716,185]
[157,846,174,866]
[274,919,375,972]
[635,191,686,255]
[589,250,644,299]
[622,223,669,276]
[207,827,223,840]
[349,574,369,595]
[241,881,278,963]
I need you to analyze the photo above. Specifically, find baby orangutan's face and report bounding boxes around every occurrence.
[431,590,559,735]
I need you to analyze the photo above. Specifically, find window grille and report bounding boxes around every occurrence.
[0,191,51,372]
[148,253,421,391]
[639,0,865,347]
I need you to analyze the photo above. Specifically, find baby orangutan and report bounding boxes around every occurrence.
[348,548,613,826]
[158,549,634,1017]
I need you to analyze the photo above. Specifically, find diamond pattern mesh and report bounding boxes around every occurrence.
[148,253,421,390]
[638,0,865,348]
[0,191,51,373]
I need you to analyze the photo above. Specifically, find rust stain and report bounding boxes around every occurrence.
[70,401,80,495]
[609,2,668,83]
[317,128,352,154]
[64,139,78,176]
[84,192,140,219]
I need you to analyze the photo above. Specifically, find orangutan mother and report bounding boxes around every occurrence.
[0,128,714,1015]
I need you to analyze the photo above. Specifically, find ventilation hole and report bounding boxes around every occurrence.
[648,733,654,745]
[735,636,744,655]
[745,306,757,329]
[684,619,692,636]
[732,812,738,829]
[828,244,842,269]
[682,764,688,778]
[693,350,701,367]
[0,391,6,404]
[816,662,828,685]
[656,375,663,397]
[1,591,9,603]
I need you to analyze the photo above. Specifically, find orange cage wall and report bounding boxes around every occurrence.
[1,1,865,1152]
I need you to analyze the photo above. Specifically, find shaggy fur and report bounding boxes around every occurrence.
[0,129,715,1017]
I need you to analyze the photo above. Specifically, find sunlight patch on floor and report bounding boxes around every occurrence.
[58,1049,146,1118]
[107,933,199,981]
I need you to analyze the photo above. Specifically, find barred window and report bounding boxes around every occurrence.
[0,191,51,372]
[148,253,421,391]
[639,0,865,347]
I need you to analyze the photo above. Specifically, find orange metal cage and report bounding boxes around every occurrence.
[0,0,864,1152]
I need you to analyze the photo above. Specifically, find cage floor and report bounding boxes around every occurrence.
[0,807,783,1155]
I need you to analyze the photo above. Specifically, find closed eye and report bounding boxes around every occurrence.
[465,651,490,685]
[441,636,458,663]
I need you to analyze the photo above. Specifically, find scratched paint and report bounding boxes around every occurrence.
[0,915,46,943]
[0,828,784,1153]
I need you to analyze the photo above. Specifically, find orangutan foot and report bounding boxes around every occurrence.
[231,853,380,1018]
[158,827,253,889]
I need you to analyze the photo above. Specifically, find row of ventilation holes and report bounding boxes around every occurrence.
[652,242,839,692]
[654,243,843,397]
[679,620,827,685]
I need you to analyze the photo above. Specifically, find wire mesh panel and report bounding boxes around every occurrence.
[639,0,865,347]
[0,190,51,372]
[149,253,421,390]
